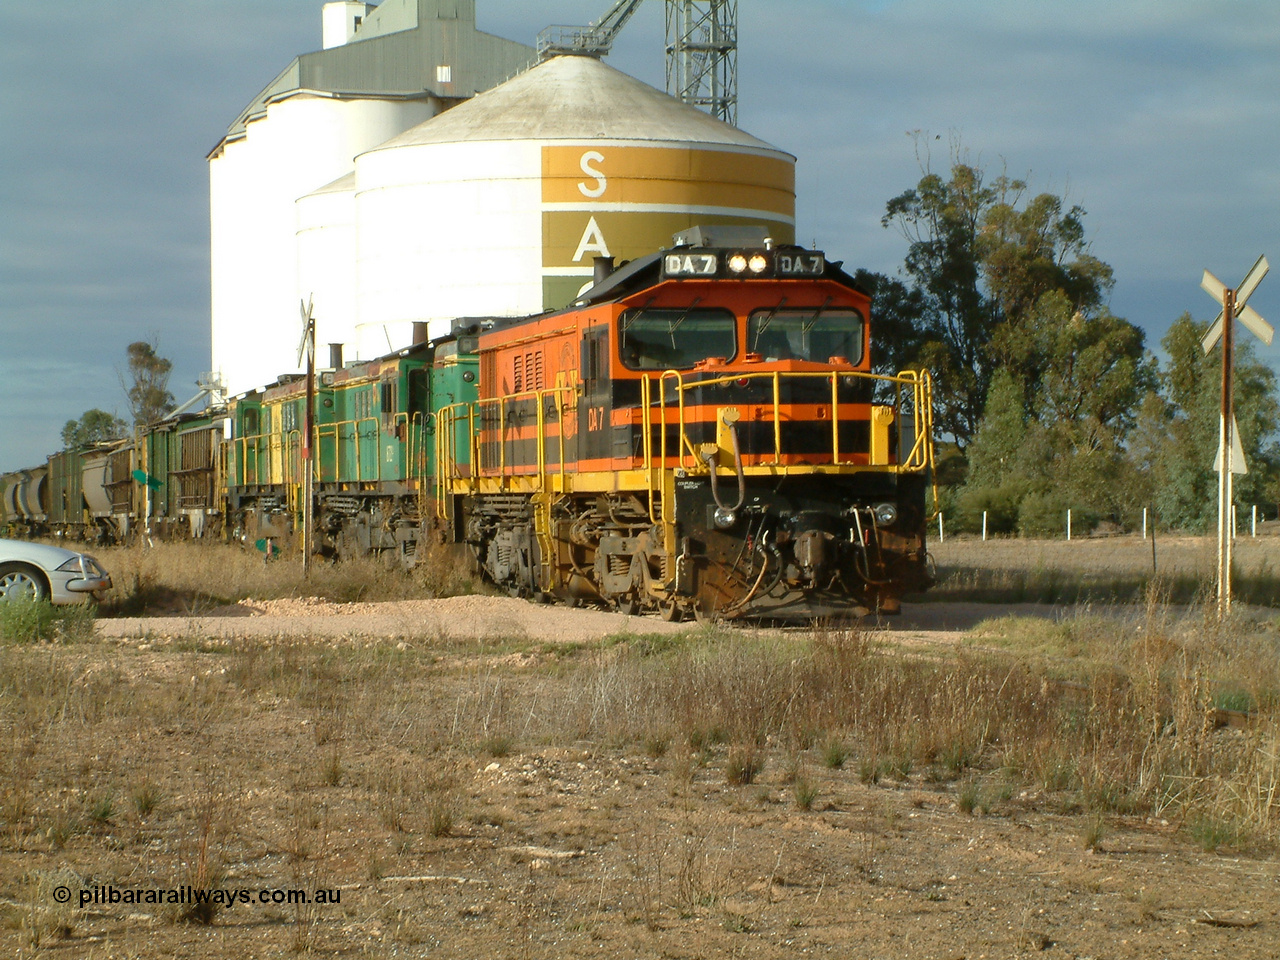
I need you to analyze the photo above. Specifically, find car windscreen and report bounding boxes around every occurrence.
[747,308,865,364]
[618,307,737,370]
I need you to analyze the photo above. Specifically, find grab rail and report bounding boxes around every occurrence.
[432,369,934,525]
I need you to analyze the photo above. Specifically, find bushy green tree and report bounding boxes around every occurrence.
[851,268,928,379]
[122,339,175,426]
[61,409,128,449]
[954,369,1030,532]
[876,144,1276,533]
[880,146,1125,451]
[922,230,1152,533]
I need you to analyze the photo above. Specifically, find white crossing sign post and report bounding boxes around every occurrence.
[1201,256,1272,616]
[298,297,317,578]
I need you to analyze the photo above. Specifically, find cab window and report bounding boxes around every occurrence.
[618,307,736,370]
[748,308,864,364]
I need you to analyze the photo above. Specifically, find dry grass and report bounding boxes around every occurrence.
[3,537,1280,955]
[1,609,1277,955]
[87,537,485,615]
[928,533,1280,606]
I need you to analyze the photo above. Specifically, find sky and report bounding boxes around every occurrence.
[2,0,1278,472]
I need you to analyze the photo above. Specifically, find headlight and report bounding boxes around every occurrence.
[728,254,748,274]
[56,555,105,577]
[872,502,898,526]
[748,254,768,274]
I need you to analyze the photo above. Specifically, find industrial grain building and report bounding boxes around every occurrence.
[209,0,794,396]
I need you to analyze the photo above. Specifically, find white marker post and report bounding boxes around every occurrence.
[938,512,944,543]
[982,511,988,542]
[1202,256,1272,617]
[297,297,317,579]
[1066,509,1072,541]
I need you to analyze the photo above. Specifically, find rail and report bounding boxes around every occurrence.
[637,367,933,523]
[433,370,932,525]
[433,385,575,522]
[639,366,933,459]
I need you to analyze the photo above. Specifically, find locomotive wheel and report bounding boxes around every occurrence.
[692,602,719,626]
[617,597,641,616]
[659,600,682,623]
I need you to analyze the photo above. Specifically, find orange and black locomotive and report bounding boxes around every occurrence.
[436,228,935,620]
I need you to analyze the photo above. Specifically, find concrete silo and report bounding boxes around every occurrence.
[296,172,358,359]
[208,0,535,396]
[352,53,795,353]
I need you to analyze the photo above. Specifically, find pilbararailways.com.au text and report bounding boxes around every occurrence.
[68,884,342,910]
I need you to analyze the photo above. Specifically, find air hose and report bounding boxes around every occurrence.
[704,422,746,512]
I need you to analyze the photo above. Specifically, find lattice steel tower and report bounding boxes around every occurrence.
[665,0,738,126]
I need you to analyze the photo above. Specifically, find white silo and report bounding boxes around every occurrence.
[296,172,358,357]
[211,98,437,394]
[353,54,796,350]
[208,0,535,395]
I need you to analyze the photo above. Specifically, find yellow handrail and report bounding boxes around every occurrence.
[433,385,575,514]
[434,370,934,524]
[639,367,934,473]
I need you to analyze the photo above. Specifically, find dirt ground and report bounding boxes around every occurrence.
[3,597,1277,959]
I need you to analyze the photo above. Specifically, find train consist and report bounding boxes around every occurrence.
[3,232,935,619]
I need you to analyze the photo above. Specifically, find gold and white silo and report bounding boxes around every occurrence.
[352,54,796,354]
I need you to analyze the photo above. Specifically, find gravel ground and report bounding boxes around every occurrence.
[92,595,1112,647]
[93,595,700,643]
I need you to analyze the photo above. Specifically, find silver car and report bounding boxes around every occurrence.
[0,539,113,604]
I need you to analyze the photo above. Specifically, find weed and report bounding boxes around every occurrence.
[87,794,114,827]
[793,776,819,811]
[722,911,751,933]
[725,743,763,786]
[23,868,81,947]
[0,598,94,644]
[689,726,726,753]
[936,739,977,777]
[480,733,514,758]
[643,734,670,759]
[175,775,224,925]
[1187,815,1241,853]
[957,779,979,816]
[427,797,455,838]
[821,737,849,769]
[1136,888,1161,922]
[320,744,344,787]
[1082,813,1106,851]
[886,753,914,781]
[44,805,78,850]
[131,781,161,819]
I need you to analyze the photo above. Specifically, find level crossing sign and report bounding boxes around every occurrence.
[1200,255,1271,615]
[1201,255,1272,353]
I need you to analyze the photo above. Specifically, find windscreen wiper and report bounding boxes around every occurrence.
[750,297,788,351]
[800,297,834,335]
